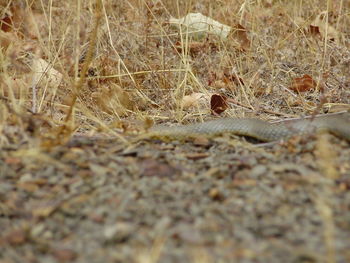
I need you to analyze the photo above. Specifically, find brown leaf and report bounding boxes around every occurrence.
[0,14,13,32]
[229,24,250,51]
[4,229,27,245]
[0,3,47,41]
[310,11,339,42]
[210,94,228,114]
[223,68,245,86]
[52,248,77,262]
[193,136,210,147]
[309,25,320,35]
[209,188,225,201]
[290,74,319,92]
[4,157,22,165]
[141,159,180,177]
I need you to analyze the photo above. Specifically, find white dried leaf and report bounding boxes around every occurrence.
[182,92,210,109]
[311,11,339,42]
[169,13,232,40]
[31,58,62,88]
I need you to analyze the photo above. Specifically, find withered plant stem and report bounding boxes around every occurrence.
[64,0,102,123]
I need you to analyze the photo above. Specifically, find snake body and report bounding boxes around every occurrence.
[151,112,350,142]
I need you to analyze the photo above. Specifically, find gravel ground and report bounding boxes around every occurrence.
[1,133,350,263]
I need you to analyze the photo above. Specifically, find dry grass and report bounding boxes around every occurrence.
[2,3,350,263]
[0,0,349,146]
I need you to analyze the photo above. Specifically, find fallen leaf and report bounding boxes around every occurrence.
[169,12,232,40]
[209,187,225,201]
[309,24,320,35]
[0,13,13,32]
[228,24,250,51]
[143,117,154,131]
[141,159,180,177]
[4,157,22,165]
[223,68,245,86]
[2,3,25,33]
[32,58,63,89]
[181,92,209,109]
[290,74,319,92]
[210,94,228,114]
[4,229,27,245]
[52,248,77,262]
[337,178,350,191]
[310,11,339,41]
[193,136,210,147]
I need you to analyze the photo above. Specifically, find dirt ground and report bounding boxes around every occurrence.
[1,0,350,262]
[1,131,350,263]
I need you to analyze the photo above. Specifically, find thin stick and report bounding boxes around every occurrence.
[64,0,102,123]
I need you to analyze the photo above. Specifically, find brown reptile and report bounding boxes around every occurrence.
[149,111,350,142]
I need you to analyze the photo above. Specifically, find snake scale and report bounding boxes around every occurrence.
[150,111,350,142]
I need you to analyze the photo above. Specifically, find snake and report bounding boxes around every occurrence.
[149,111,350,142]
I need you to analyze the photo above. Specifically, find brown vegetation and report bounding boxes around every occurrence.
[0,0,349,146]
